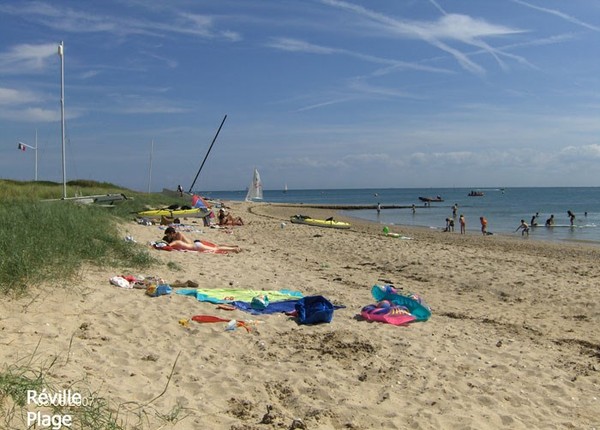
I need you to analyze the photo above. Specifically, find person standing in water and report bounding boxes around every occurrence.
[516,219,530,236]
[459,214,466,234]
[480,216,488,235]
[530,212,539,226]
[567,210,575,226]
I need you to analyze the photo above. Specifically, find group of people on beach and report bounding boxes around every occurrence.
[156,196,245,253]
[439,204,468,235]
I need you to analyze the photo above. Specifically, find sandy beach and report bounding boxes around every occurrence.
[1,201,599,429]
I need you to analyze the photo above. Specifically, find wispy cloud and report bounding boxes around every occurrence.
[346,79,424,99]
[295,97,355,112]
[0,107,59,122]
[0,43,57,74]
[267,37,452,74]
[320,0,525,75]
[0,87,41,105]
[512,0,600,32]
[0,1,242,40]
[560,144,600,160]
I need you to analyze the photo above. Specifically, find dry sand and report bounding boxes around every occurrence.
[1,201,599,429]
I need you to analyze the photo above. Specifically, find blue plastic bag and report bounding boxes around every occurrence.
[295,295,334,325]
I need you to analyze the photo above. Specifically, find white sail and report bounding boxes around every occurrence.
[245,168,263,201]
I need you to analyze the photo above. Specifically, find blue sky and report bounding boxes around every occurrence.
[1,0,600,192]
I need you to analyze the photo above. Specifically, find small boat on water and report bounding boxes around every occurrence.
[245,168,263,202]
[468,190,485,197]
[418,196,444,203]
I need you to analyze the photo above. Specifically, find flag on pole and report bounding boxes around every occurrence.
[18,143,26,151]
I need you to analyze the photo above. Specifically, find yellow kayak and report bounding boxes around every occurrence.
[290,214,350,229]
[137,207,208,218]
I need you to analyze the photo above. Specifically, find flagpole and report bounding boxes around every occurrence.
[147,139,154,193]
[58,41,66,199]
[17,134,38,180]
[34,129,38,181]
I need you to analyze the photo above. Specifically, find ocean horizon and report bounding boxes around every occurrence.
[200,187,600,245]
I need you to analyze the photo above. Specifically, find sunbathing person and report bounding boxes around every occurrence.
[218,208,244,226]
[163,227,241,253]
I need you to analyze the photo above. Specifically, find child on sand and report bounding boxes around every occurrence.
[459,214,466,234]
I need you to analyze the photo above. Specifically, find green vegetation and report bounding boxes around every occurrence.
[0,180,194,428]
[0,179,185,295]
[0,347,188,429]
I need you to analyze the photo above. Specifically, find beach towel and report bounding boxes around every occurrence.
[231,299,300,315]
[176,288,303,304]
[151,240,229,254]
[191,315,251,332]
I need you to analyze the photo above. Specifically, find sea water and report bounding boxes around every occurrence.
[201,187,600,245]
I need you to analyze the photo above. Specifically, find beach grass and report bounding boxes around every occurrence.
[0,179,189,295]
[0,345,180,430]
[0,179,197,427]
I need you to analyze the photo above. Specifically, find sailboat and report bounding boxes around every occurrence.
[245,168,263,201]
[283,183,288,194]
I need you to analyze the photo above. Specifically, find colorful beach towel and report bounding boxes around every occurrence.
[176,288,303,304]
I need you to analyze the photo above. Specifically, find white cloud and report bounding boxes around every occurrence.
[512,0,600,32]
[0,87,40,105]
[320,0,525,75]
[560,144,600,159]
[0,106,59,122]
[266,38,337,54]
[0,43,57,74]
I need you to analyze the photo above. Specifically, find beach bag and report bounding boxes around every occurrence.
[251,294,269,310]
[295,295,334,325]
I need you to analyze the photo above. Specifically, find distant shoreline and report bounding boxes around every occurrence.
[250,202,600,252]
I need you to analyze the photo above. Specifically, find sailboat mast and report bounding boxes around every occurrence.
[188,114,227,194]
[58,41,66,199]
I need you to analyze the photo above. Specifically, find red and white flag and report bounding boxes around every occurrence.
[17,143,26,151]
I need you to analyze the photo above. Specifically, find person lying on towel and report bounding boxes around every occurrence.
[163,227,241,253]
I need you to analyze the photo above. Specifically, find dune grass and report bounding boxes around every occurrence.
[0,180,193,427]
[0,179,187,295]
[0,344,188,429]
